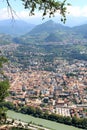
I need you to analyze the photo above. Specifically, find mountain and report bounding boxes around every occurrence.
[29,20,70,35]
[16,20,72,44]
[12,20,87,44]
[0,19,35,36]
[18,20,79,44]
[1,19,87,45]
[72,24,87,39]
[0,34,13,45]
[45,33,62,42]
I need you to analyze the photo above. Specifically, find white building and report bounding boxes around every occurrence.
[54,107,70,117]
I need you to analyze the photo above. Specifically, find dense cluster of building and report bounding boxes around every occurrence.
[4,58,87,118]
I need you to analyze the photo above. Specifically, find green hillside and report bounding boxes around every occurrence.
[0,34,13,45]
[14,20,87,44]
[1,20,87,45]
[72,24,87,39]
[29,20,70,34]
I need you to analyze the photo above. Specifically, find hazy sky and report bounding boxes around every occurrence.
[0,0,87,26]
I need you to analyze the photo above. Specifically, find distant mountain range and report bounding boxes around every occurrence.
[0,19,35,36]
[15,20,87,44]
[0,20,87,44]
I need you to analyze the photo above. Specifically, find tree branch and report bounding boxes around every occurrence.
[5,0,69,23]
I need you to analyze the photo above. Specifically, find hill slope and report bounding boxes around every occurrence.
[72,24,87,39]
[2,20,87,45]
[0,19,35,36]
[0,34,13,45]
[17,20,85,44]
[29,20,70,34]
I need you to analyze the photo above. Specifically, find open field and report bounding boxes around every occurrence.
[7,110,83,130]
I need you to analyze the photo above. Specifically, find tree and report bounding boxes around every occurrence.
[0,56,8,68]
[0,56,10,123]
[0,80,10,102]
[81,118,87,129]
[5,0,70,23]
[0,107,7,124]
[0,56,9,102]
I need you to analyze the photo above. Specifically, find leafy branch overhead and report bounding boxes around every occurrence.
[6,0,70,23]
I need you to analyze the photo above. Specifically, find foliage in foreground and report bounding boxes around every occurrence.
[5,0,70,23]
[0,56,10,124]
[0,80,10,102]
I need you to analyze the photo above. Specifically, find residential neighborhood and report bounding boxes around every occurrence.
[3,54,87,118]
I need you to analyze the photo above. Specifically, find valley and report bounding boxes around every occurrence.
[0,20,87,129]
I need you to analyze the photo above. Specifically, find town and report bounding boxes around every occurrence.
[2,43,87,119]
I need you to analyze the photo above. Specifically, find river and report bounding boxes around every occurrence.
[7,110,83,130]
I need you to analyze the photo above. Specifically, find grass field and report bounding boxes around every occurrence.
[7,110,83,130]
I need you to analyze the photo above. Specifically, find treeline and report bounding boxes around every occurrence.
[11,127,28,130]
[69,51,87,61]
[0,101,87,129]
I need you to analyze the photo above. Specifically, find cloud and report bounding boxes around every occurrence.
[17,11,42,19]
[0,8,43,24]
[67,6,87,17]
[0,5,87,21]
[0,8,11,19]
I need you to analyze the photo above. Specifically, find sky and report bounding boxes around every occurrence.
[0,0,87,26]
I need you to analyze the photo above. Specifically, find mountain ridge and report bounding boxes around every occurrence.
[29,20,70,35]
[18,20,86,44]
[0,19,35,36]
[1,20,87,44]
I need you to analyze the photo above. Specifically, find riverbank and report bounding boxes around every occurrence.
[1,118,50,130]
[7,110,83,130]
